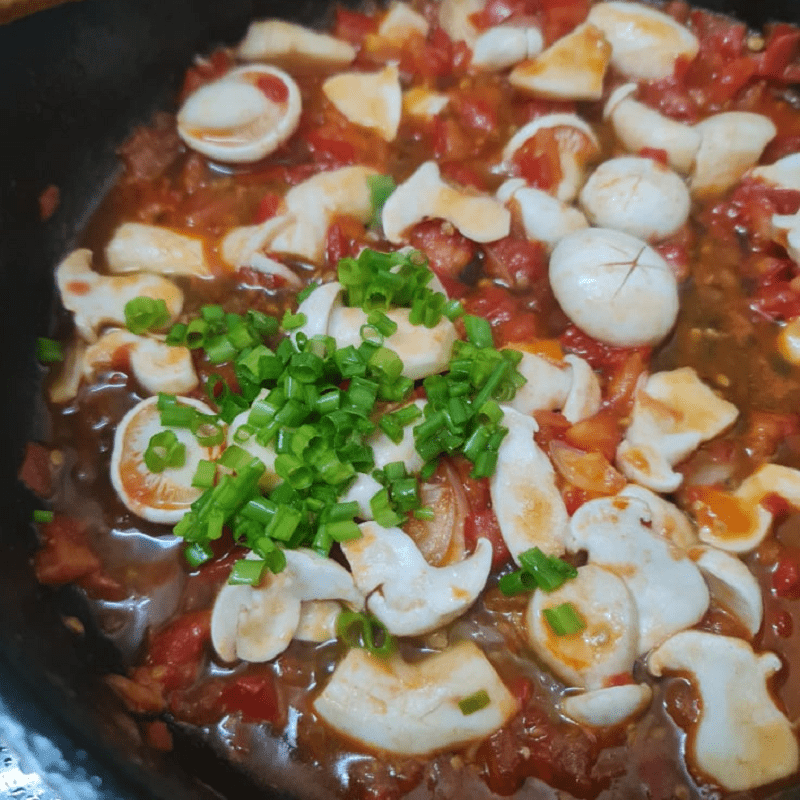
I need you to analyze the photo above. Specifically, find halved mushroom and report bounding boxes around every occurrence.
[237,19,356,70]
[579,156,691,242]
[526,564,639,689]
[497,179,588,249]
[221,166,378,266]
[502,114,600,202]
[105,222,210,277]
[490,406,570,562]
[437,0,483,46]
[472,23,544,71]
[382,161,510,244]
[649,631,798,792]
[322,64,402,141]
[377,2,429,43]
[211,549,363,663]
[56,248,183,343]
[548,228,679,347]
[690,112,777,198]
[110,396,225,524]
[570,494,709,654]
[587,1,699,81]
[604,84,701,175]
[561,684,652,728]
[314,641,517,755]
[341,522,492,636]
[748,152,800,191]
[509,23,611,100]
[616,367,738,493]
[84,329,198,395]
[177,64,302,164]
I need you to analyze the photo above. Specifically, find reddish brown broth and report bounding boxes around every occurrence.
[25,1,800,799]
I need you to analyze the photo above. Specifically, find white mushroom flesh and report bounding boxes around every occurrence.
[471,24,543,71]
[561,683,652,728]
[105,222,210,277]
[649,631,799,792]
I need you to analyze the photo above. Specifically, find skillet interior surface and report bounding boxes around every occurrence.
[2,0,800,798]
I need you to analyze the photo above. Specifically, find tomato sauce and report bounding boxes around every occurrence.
[21,0,800,798]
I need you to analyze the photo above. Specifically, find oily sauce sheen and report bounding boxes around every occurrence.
[24,1,800,799]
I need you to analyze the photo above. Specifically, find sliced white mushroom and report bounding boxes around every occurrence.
[570,494,710,654]
[177,65,302,164]
[403,87,449,119]
[748,151,800,191]
[498,180,588,249]
[211,549,363,663]
[619,483,698,550]
[327,305,458,381]
[341,522,492,636]
[314,641,517,755]
[472,24,544,71]
[649,631,799,792]
[246,253,304,288]
[502,114,600,203]
[56,249,183,343]
[437,0,483,46]
[295,600,343,643]
[505,349,600,423]
[105,223,209,277]
[84,329,198,395]
[587,1,699,81]
[293,281,344,341]
[777,316,800,365]
[605,84,701,174]
[382,161,510,244]
[616,367,738,493]
[689,546,763,637]
[526,564,639,689]
[110,395,225,524]
[339,400,426,518]
[561,683,652,727]
[221,166,378,266]
[548,228,679,347]
[322,64,402,142]
[490,406,570,562]
[377,2,429,42]
[696,463,800,553]
[691,112,777,198]
[509,23,611,101]
[237,19,356,69]
[579,156,691,242]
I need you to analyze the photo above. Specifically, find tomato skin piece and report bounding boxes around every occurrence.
[483,237,547,292]
[253,191,283,223]
[148,610,211,669]
[773,552,800,599]
[510,131,563,193]
[465,509,511,571]
[754,24,800,81]
[749,281,800,322]
[218,673,280,723]
[256,74,289,103]
[334,7,378,46]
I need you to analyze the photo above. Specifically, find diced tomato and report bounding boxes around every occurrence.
[638,147,669,165]
[540,0,590,45]
[409,219,477,289]
[439,161,488,191]
[750,281,800,322]
[400,27,461,79]
[143,720,174,752]
[605,672,634,687]
[464,283,545,346]
[305,129,358,166]
[773,551,800,599]
[253,191,283,223]
[38,184,60,221]
[753,24,800,81]
[432,116,479,162]
[19,441,54,497]
[452,84,501,133]
[256,74,289,103]
[483,237,547,292]
[605,349,649,414]
[533,410,571,451]
[334,6,378,46]
[708,57,757,105]
[469,0,535,31]
[510,130,563,192]
[217,672,280,723]
[507,676,533,708]
[559,324,647,372]
[325,215,366,268]
[564,409,622,463]
[464,509,511,570]
[34,516,102,586]
[145,611,211,692]
[773,609,794,637]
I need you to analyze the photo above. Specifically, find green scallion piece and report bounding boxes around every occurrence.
[367,174,397,228]
[124,296,170,335]
[336,609,395,657]
[143,430,186,473]
[543,602,586,636]
[192,459,217,489]
[37,337,64,363]
[282,310,307,330]
[228,558,268,586]
[458,689,491,715]
[32,509,54,523]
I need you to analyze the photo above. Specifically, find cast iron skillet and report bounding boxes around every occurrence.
[2,1,800,798]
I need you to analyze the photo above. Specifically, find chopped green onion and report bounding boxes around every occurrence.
[336,610,395,657]
[458,689,491,715]
[124,296,170,335]
[367,174,397,228]
[143,430,186,473]
[192,459,217,489]
[499,548,578,596]
[37,337,63,363]
[282,310,307,330]
[543,602,586,636]
[463,315,493,348]
[228,558,268,586]
[32,509,54,523]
